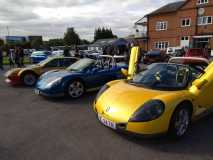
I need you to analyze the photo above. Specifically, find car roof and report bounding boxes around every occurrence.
[169,57,209,66]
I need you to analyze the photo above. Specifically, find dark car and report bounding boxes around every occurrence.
[185,48,209,59]
[143,51,169,64]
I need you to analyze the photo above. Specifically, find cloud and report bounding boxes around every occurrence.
[0,0,178,40]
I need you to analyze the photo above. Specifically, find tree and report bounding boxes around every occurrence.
[30,38,43,49]
[80,39,90,45]
[94,27,117,41]
[0,39,4,46]
[48,39,64,46]
[64,27,80,46]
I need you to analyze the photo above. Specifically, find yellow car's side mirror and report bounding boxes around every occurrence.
[194,79,208,90]
[121,68,128,77]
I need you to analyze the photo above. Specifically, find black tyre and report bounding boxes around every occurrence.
[169,104,191,139]
[22,72,37,86]
[67,80,85,98]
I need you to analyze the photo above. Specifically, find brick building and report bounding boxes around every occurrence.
[135,0,213,52]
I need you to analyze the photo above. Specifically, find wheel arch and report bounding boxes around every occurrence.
[19,70,39,79]
[175,100,194,117]
[168,100,194,139]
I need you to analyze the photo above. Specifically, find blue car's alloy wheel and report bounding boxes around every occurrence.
[67,81,84,98]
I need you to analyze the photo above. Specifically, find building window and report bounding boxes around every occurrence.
[155,41,169,49]
[197,0,208,5]
[156,21,168,31]
[181,36,189,41]
[181,18,191,27]
[198,16,212,25]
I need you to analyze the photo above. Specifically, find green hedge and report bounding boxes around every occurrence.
[3,57,31,65]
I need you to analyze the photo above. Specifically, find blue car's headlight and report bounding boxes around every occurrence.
[95,85,109,101]
[46,77,62,88]
[40,71,54,80]
[129,100,165,122]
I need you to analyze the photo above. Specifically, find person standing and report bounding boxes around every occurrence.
[0,46,4,70]
[8,48,15,68]
[63,46,70,57]
[19,47,24,67]
[15,47,21,68]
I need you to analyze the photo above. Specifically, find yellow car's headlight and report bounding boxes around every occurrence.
[129,100,165,122]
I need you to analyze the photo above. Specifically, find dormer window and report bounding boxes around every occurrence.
[197,0,208,5]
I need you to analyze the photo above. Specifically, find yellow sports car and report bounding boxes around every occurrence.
[5,57,78,86]
[94,47,212,139]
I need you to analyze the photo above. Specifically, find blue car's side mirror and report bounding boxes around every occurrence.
[91,68,99,73]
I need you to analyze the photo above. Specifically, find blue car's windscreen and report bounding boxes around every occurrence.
[129,63,190,90]
[67,58,95,71]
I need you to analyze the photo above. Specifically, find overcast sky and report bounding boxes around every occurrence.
[0,0,178,41]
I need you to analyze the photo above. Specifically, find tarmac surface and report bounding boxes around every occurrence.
[0,67,213,160]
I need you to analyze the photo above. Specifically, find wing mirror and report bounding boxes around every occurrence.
[121,68,128,77]
[194,79,208,90]
[91,68,99,73]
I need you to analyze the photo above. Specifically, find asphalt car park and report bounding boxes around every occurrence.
[0,68,213,160]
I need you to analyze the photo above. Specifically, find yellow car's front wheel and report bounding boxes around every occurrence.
[169,104,192,139]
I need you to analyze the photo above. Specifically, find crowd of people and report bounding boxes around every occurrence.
[8,47,25,68]
[0,46,25,70]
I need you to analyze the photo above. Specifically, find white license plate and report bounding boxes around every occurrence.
[35,89,40,95]
[98,115,116,129]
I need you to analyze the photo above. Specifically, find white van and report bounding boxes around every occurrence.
[166,47,182,56]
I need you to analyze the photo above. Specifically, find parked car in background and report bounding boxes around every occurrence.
[166,47,182,56]
[51,50,64,57]
[84,50,103,59]
[169,57,209,69]
[144,50,169,64]
[185,48,209,59]
[30,51,52,63]
[166,47,185,57]
[5,57,78,86]
[35,55,128,98]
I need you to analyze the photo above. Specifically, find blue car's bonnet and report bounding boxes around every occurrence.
[43,70,72,79]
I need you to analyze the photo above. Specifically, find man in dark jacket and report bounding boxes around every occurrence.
[63,46,71,57]
[0,46,4,70]
[19,47,25,67]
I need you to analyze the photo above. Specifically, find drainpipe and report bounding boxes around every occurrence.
[147,16,149,51]
[194,6,199,48]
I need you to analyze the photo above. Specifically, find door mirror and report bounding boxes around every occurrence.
[194,79,208,90]
[121,68,128,77]
[91,68,99,73]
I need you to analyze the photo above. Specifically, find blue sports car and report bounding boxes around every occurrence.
[35,56,127,98]
[30,51,52,63]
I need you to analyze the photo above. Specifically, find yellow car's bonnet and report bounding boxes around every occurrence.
[96,81,169,122]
